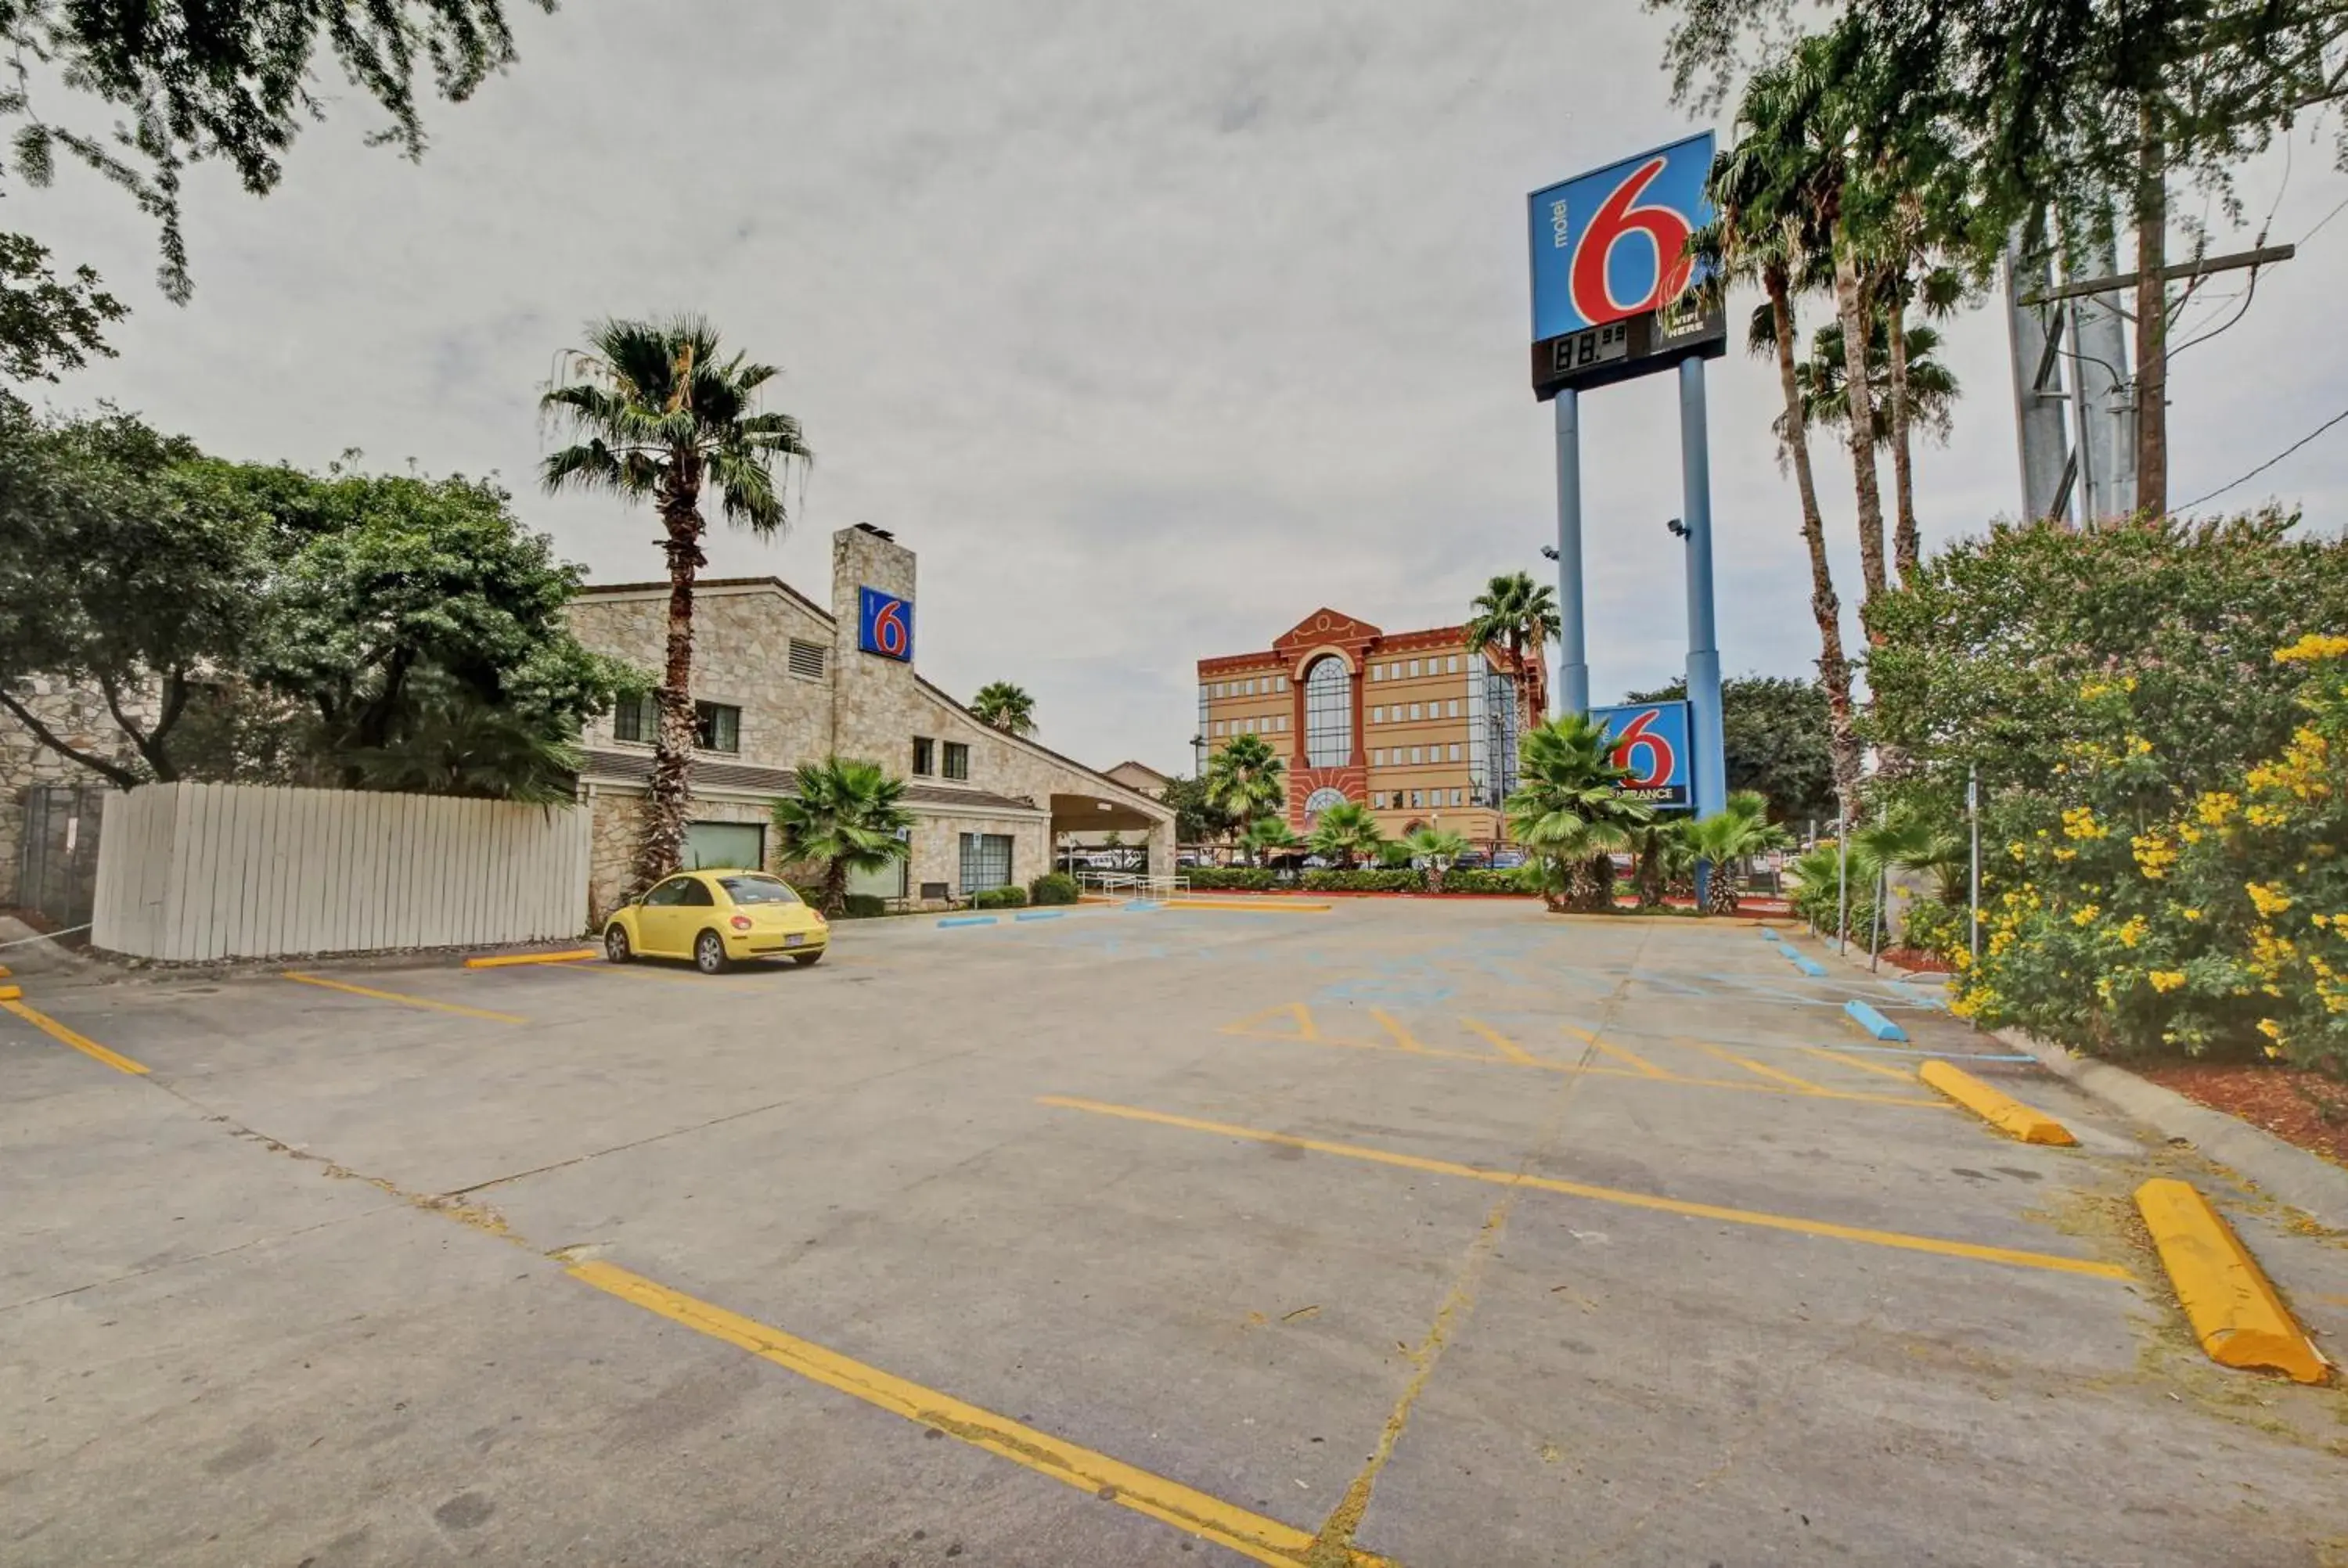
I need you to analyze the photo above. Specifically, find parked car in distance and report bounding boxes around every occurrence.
[603,869,828,974]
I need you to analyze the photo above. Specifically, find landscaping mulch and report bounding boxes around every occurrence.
[2134,1061,2348,1170]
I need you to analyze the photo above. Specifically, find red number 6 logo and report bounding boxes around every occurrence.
[1568,156,1694,326]
[874,599,908,657]
[1611,709,1676,789]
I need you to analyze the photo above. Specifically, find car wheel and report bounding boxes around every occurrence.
[694,930,729,974]
[604,924,632,963]
[790,948,824,967]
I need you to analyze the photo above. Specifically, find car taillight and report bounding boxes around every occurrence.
[729,915,752,931]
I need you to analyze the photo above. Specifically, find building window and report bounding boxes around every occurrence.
[1411,789,1424,808]
[684,820,765,871]
[958,832,1014,893]
[1448,656,1460,674]
[1302,655,1352,768]
[943,742,970,781]
[1277,675,1288,692]
[1449,743,1462,762]
[788,638,826,681]
[1410,746,1424,764]
[912,736,935,775]
[1451,788,1464,807]
[1409,703,1423,721]
[1370,665,1383,682]
[1406,659,1419,677]
[1446,699,1459,718]
[695,702,740,753]
[611,692,657,743]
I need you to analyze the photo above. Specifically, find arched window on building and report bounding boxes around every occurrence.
[1302,656,1352,767]
[1302,786,1348,825]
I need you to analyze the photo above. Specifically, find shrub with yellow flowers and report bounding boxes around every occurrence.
[1950,635,2346,1067]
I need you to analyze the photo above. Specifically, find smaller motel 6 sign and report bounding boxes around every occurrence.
[1590,700,1693,811]
[858,587,914,662]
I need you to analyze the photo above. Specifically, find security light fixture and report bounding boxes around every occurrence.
[1666,517,1688,538]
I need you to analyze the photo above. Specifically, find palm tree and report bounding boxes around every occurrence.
[1504,714,1653,912]
[542,315,812,897]
[1464,572,1561,740]
[1626,818,1694,909]
[970,682,1037,736]
[1784,304,1962,587]
[1404,825,1469,892]
[1205,733,1286,829]
[1706,59,1861,816]
[1240,814,1301,869]
[1677,789,1792,915]
[771,756,913,916]
[1307,800,1384,869]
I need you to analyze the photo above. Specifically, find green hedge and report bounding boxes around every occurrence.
[971,885,1028,909]
[1185,867,1279,890]
[1302,869,1425,892]
[841,893,888,919]
[1028,872,1081,906]
[1439,868,1532,894]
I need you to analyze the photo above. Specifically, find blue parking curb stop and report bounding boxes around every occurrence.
[938,915,997,929]
[1783,949,1828,977]
[1843,999,1908,1041]
[1014,909,1066,922]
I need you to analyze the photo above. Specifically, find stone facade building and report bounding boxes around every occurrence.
[1196,609,1540,845]
[1,680,150,919]
[569,523,1173,919]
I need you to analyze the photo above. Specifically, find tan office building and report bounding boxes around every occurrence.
[1196,609,1541,843]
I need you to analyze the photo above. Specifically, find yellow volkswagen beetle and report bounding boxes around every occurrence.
[603,869,829,973]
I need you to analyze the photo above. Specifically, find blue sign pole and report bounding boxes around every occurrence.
[1553,387,1588,718]
[1678,356,1727,822]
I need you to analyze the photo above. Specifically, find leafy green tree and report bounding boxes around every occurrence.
[1158,773,1233,845]
[1307,800,1384,869]
[1239,814,1300,868]
[0,399,266,785]
[4,0,551,302]
[1205,733,1286,829]
[1464,572,1561,739]
[247,466,636,795]
[970,682,1037,736]
[1626,675,1840,828]
[772,757,915,918]
[1678,790,1793,914]
[1506,714,1654,912]
[1404,825,1470,891]
[542,316,813,894]
[0,234,126,383]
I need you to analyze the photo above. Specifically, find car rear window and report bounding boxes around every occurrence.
[719,876,802,905]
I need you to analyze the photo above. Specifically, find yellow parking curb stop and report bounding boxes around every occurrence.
[463,948,602,969]
[1919,1059,2076,1145]
[0,983,19,1001]
[2134,1178,2329,1384]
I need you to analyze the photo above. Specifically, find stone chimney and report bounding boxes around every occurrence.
[830,523,920,762]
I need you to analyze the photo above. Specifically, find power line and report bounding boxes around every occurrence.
[2179,401,2348,510]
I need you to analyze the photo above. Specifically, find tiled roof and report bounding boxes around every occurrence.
[578,750,1043,815]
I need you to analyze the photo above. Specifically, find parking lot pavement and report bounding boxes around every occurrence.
[5,900,2345,1566]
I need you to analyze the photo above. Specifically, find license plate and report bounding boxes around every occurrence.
[785,933,805,948]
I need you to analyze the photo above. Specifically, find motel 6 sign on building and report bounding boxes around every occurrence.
[1527,131,1727,399]
[858,587,914,662]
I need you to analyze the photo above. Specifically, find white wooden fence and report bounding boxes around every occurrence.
[93,782,591,961]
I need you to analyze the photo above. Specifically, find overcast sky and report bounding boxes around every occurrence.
[23,1,2348,775]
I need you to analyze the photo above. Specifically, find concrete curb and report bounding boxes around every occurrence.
[1919,1060,2076,1145]
[2134,1178,2332,1384]
[1997,1027,2348,1232]
[463,948,601,969]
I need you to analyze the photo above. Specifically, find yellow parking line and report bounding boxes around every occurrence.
[1039,1096,2130,1282]
[1586,1038,1670,1078]
[1368,1008,1431,1053]
[1,998,150,1075]
[1460,1017,1542,1065]
[281,972,527,1024]
[1797,1044,1918,1082]
[1691,1040,1828,1092]
[567,1261,1381,1567]
[1222,1013,1941,1108]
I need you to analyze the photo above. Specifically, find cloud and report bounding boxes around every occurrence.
[19,0,2346,776]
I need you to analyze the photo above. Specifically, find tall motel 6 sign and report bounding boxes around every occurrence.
[1528,131,1727,822]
